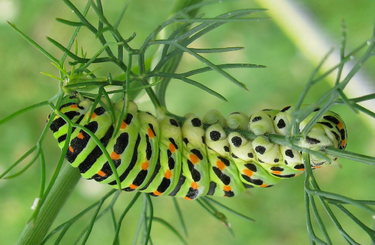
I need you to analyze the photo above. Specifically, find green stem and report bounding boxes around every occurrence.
[154,0,203,107]
[16,164,81,245]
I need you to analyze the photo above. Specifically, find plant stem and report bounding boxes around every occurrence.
[16,164,81,245]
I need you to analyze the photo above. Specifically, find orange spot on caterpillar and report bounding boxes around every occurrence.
[164,169,172,179]
[153,190,162,196]
[111,152,120,160]
[69,146,74,153]
[184,196,192,200]
[297,168,305,171]
[97,170,106,177]
[223,185,231,192]
[120,121,127,130]
[216,160,225,171]
[141,161,149,170]
[169,143,176,153]
[271,171,282,175]
[77,132,84,139]
[260,184,268,188]
[70,104,78,109]
[129,184,138,190]
[243,169,253,177]
[191,182,199,189]
[91,113,97,119]
[337,122,343,129]
[148,128,155,139]
[189,154,199,165]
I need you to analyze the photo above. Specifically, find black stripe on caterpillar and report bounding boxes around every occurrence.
[49,94,347,200]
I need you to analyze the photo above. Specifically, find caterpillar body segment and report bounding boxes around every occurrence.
[139,117,182,196]
[49,94,348,200]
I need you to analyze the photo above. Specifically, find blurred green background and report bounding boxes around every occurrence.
[1,0,375,244]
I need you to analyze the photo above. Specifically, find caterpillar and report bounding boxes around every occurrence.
[49,93,347,200]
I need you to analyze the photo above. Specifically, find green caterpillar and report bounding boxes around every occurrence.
[49,93,347,200]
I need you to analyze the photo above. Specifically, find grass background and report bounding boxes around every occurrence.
[0,0,375,244]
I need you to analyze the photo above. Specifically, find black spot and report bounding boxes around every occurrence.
[213,167,230,185]
[242,175,263,186]
[190,149,203,160]
[169,118,179,127]
[157,178,171,193]
[318,121,333,128]
[281,106,291,112]
[323,115,340,125]
[285,149,294,158]
[271,166,283,171]
[218,156,230,166]
[244,163,257,172]
[148,123,156,137]
[191,118,202,127]
[94,107,106,116]
[210,130,221,141]
[187,160,201,182]
[186,188,199,199]
[224,190,234,197]
[59,102,77,110]
[145,135,152,160]
[65,110,81,120]
[207,181,217,195]
[255,145,266,154]
[331,131,340,143]
[248,152,254,158]
[169,138,178,150]
[340,129,346,140]
[183,138,189,145]
[306,136,320,145]
[252,116,262,122]
[294,164,304,170]
[243,183,255,189]
[167,150,175,169]
[274,158,279,163]
[224,146,230,152]
[169,174,186,196]
[231,153,238,158]
[124,113,133,125]
[272,173,295,178]
[277,119,286,129]
[85,121,99,133]
[132,169,148,186]
[75,114,85,125]
[114,133,129,154]
[57,134,67,143]
[231,136,242,147]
